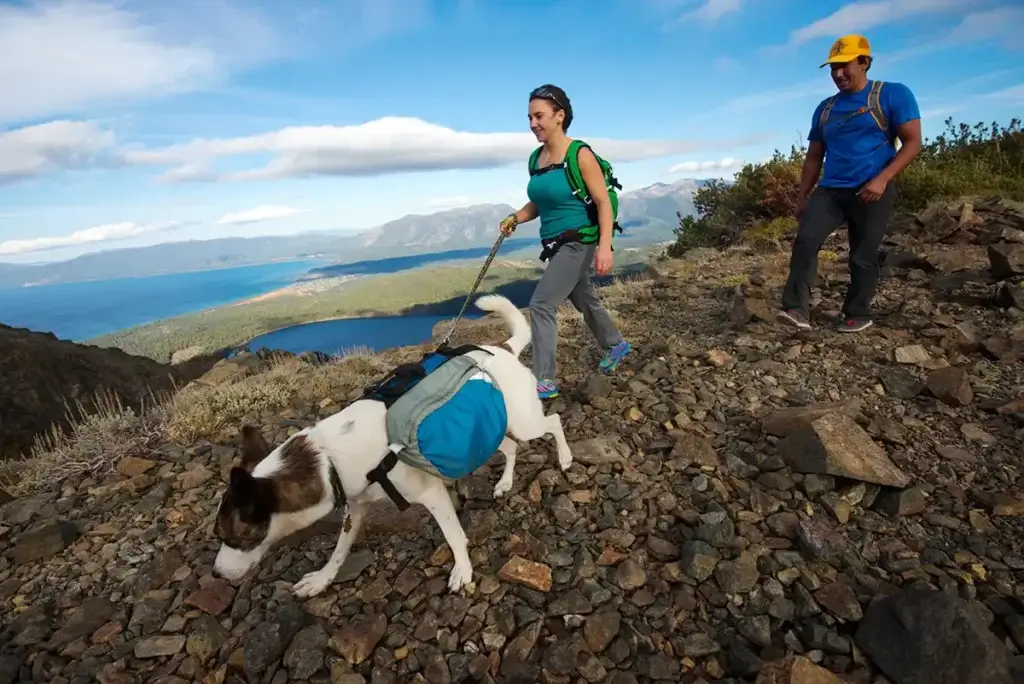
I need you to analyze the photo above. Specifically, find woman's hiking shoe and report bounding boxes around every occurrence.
[536,379,560,399]
[836,317,873,333]
[777,309,811,329]
[599,340,632,374]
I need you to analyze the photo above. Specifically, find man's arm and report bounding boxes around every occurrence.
[799,103,827,204]
[798,141,825,202]
[877,118,922,183]
[877,83,922,183]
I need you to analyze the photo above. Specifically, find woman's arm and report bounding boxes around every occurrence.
[576,147,613,247]
[500,201,538,235]
[514,202,538,224]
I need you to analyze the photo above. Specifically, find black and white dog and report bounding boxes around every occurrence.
[211,294,574,597]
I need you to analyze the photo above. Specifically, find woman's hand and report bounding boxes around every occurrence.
[594,245,613,276]
[499,213,518,236]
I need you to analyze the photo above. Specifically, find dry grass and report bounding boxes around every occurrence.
[0,348,418,499]
[163,351,401,445]
[0,388,167,497]
[741,216,798,252]
[720,273,750,286]
[601,272,655,313]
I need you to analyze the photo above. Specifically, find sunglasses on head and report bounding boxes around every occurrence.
[530,87,565,109]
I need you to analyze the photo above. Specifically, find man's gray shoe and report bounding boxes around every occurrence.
[777,309,811,329]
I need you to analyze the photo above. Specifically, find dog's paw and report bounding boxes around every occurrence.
[557,450,573,471]
[493,477,513,498]
[448,562,473,593]
[292,569,334,598]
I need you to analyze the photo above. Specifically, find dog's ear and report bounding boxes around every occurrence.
[229,465,254,495]
[240,425,271,472]
[228,466,276,522]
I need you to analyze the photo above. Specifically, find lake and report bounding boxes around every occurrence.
[0,260,325,342]
[0,239,539,344]
[246,312,488,356]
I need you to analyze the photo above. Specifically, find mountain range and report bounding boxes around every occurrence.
[0,179,708,288]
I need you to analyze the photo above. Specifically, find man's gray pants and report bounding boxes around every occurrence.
[528,241,623,381]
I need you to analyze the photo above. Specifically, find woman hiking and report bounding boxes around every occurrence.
[499,84,631,399]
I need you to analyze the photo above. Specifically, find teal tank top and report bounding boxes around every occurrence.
[526,155,592,241]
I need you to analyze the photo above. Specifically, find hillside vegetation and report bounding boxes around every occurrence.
[666,116,1024,256]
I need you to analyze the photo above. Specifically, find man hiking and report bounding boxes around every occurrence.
[778,33,922,333]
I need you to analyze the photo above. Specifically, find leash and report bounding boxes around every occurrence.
[438,232,506,348]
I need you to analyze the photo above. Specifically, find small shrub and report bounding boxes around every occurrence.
[819,250,839,263]
[302,353,394,401]
[720,273,750,286]
[742,216,798,251]
[665,214,716,256]
[2,389,166,496]
[166,379,295,445]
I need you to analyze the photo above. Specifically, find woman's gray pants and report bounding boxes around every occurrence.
[528,241,623,381]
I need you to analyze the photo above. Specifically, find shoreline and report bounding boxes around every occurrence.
[230,273,360,306]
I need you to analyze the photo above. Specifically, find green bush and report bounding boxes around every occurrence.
[665,116,1024,256]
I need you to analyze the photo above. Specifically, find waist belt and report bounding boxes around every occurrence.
[539,230,581,262]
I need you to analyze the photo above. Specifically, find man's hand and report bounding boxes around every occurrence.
[594,245,613,276]
[795,195,809,221]
[499,213,518,236]
[857,176,888,203]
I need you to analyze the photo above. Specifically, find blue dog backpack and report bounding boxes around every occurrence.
[361,345,508,509]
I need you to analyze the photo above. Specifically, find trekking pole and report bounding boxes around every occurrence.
[438,232,507,348]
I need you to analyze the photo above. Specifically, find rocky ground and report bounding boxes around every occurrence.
[1,198,1023,684]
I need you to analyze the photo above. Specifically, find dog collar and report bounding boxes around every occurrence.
[328,464,346,511]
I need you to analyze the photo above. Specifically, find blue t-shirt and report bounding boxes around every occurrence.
[808,80,920,189]
[526,151,592,240]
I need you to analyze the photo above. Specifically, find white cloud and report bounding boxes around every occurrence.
[688,0,743,23]
[653,0,745,29]
[0,1,218,123]
[120,115,769,183]
[0,120,115,184]
[216,205,306,226]
[984,84,1024,103]
[0,220,180,255]
[947,6,1024,49]
[0,0,426,125]
[789,0,969,45]
[888,7,1024,64]
[676,79,825,126]
[668,157,743,174]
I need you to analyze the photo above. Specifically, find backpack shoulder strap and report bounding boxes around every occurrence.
[564,139,591,202]
[867,80,890,138]
[818,94,838,138]
[527,146,543,175]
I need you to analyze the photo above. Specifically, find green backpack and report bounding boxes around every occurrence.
[528,139,624,244]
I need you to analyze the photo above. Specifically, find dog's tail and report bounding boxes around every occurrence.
[475,294,530,358]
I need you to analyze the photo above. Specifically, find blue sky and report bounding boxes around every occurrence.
[0,0,1021,264]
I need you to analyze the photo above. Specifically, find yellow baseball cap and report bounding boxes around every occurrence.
[820,34,872,68]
